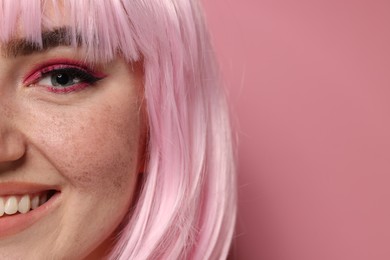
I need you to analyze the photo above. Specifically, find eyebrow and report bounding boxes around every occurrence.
[2,27,77,58]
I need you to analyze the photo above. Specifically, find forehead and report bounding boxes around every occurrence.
[0,27,76,58]
[0,0,139,62]
[0,0,69,42]
[0,1,79,58]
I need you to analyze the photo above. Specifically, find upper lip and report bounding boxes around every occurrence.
[0,182,59,196]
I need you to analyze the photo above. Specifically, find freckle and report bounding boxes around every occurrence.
[112,177,123,190]
[2,103,13,118]
[74,171,93,184]
[103,104,113,113]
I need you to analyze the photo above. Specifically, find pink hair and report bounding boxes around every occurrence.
[0,0,236,259]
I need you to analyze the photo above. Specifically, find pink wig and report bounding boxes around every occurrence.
[0,0,236,259]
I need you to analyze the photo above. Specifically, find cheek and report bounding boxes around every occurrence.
[29,102,142,195]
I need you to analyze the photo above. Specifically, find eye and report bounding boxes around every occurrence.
[25,63,106,94]
[40,68,88,87]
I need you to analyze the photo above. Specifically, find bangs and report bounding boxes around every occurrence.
[0,0,140,62]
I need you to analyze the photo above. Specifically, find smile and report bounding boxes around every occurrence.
[0,190,56,217]
[0,183,61,238]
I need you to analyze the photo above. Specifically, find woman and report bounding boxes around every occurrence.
[0,0,236,259]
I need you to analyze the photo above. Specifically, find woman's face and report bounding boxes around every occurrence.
[0,28,145,258]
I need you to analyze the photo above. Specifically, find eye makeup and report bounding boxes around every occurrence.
[23,59,107,94]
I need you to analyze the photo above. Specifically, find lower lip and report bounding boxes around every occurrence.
[0,192,61,238]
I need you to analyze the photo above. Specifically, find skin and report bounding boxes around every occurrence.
[0,42,146,259]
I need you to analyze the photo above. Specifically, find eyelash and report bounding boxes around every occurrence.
[24,64,105,94]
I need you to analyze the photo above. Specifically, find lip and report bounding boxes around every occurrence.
[0,182,61,238]
[0,182,60,196]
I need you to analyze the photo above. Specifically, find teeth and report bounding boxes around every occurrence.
[39,193,47,207]
[18,195,31,214]
[0,198,4,217]
[0,192,53,217]
[31,196,39,210]
[5,196,18,215]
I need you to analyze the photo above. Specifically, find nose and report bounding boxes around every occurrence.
[0,102,26,163]
[0,128,25,163]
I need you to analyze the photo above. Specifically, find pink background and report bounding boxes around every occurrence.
[202,0,390,259]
